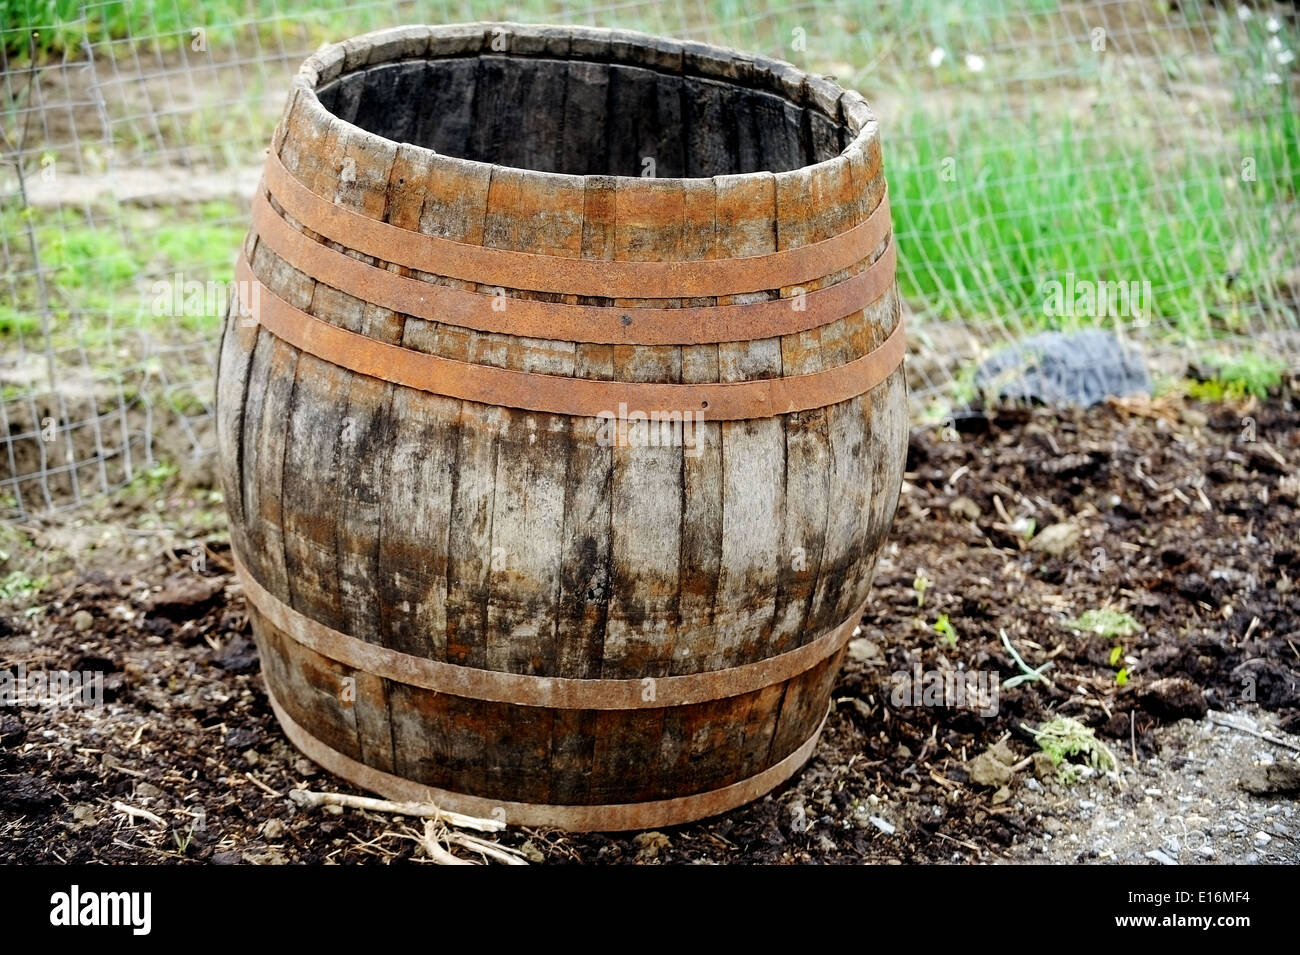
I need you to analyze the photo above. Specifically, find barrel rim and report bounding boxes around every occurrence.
[287,21,879,190]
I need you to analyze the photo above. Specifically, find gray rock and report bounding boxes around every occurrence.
[975,330,1150,407]
[1028,522,1082,556]
[847,638,882,664]
[1240,759,1300,795]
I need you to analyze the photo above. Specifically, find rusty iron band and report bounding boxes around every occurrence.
[263,144,892,299]
[235,256,904,421]
[237,549,866,710]
[251,188,898,346]
[265,681,829,831]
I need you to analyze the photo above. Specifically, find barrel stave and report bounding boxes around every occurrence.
[217,23,908,828]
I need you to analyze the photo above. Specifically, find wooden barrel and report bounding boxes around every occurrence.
[217,22,908,831]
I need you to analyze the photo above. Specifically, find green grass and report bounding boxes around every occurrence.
[1,200,244,352]
[890,108,1294,333]
[1190,350,1287,400]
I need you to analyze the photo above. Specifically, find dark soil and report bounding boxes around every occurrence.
[1,389,1297,864]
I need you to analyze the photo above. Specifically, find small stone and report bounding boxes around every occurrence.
[211,851,243,865]
[145,573,225,620]
[323,804,344,816]
[1028,522,1082,556]
[294,758,318,778]
[847,638,883,664]
[1032,752,1058,780]
[72,610,94,632]
[1180,407,1209,429]
[263,818,285,840]
[1042,816,1065,835]
[869,816,895,835]
[1144,848,1177,865]
[1026,778,1043,792]
[894,743,913,761]
[1254,831,1271,846]
[243,748,260,766]
[245,849,288,865]
[224,726,259,750]
[71,804,96,826]
[519,841,545,864]
[967,742,1017,787]
[991,786,1012,805]
[135,782,164,800]
[949,496,982,521]
[634,831,671,860]
[842,698,873,721]
[1240,759,1300,795]
[215,636,258,674]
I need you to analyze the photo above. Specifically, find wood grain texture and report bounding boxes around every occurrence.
[225,23,907,822]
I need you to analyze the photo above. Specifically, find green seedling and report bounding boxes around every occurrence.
[1026,715,1118,783]
[1000,628,1055,688]
[913,570,932,607]
[933,613,957,646]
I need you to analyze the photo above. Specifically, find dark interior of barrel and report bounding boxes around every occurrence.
[315,54,852,177]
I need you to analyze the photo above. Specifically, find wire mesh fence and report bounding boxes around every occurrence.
[2,0,1297,520]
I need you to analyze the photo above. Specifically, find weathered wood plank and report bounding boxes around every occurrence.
[215,230,261,566]
[714,172,783,668]
[683,75,736,178]
[560,60,610,175]
[553,175,618,684]
[771,162,834,655]
[373,145,458,662]
[480,168,583,675]
[673,177,723,675]
[243,238,308,608]
[604,176,686,682]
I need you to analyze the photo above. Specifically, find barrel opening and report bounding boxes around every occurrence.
[315,53,852,178]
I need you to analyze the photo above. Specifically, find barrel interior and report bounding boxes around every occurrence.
[316,56,851,177]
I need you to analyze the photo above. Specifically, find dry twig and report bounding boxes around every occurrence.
[289,789,504,832]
